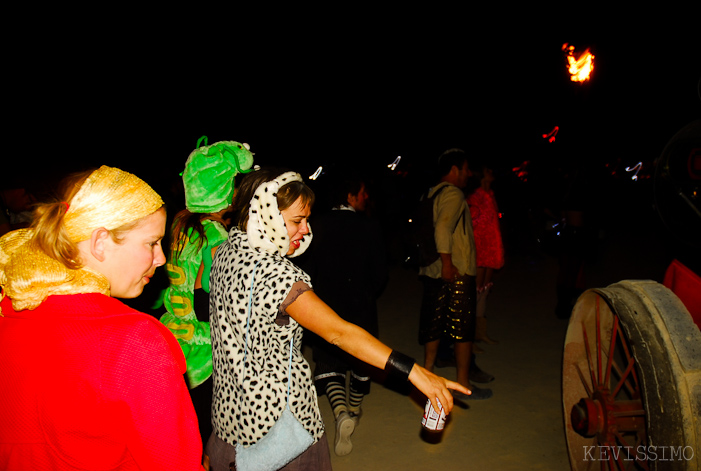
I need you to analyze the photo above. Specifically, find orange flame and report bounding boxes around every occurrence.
[562,43,594,82]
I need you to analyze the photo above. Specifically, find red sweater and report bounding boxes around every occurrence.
[0,294,205,470]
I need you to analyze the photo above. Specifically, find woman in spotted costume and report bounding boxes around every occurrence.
[207,168,469,470]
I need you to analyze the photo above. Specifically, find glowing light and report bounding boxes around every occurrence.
[562,43,594,82]
[512,160,530,182]
[388,156,402,171]
[309,166,323,180]
[542,126,559,143]
[625,162,643,181]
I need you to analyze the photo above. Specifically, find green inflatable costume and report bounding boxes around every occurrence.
[160,137,254,388]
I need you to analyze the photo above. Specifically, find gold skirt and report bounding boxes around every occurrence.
[419,274,476,344]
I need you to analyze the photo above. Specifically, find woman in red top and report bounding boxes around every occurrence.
[466,161,504,347]
[0,166,206,470]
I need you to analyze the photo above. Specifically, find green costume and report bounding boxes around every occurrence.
[160,137,254,388]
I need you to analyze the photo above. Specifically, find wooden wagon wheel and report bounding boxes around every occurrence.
[563,280,701,470]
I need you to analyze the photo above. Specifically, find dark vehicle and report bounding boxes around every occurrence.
[562,120,701,471]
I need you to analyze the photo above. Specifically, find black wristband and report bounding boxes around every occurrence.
[385,350,415,383]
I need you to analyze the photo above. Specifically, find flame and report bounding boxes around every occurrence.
[563,43,594,82]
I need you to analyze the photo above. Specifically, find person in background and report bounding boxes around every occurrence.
[466,157,504,348]
[160,138,254,445]
[0,166,206,470]
[206,168,469,470]
[418,148,493,400]
[303,172,388,456]
[554,162,590,320]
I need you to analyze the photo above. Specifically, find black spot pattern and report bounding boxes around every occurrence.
[209,228,323,447]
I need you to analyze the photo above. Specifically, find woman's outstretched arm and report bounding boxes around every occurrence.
[286,290,470,414]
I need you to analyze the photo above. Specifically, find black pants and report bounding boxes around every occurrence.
[188,374,213,446]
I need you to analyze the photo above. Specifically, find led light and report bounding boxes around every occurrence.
[625,162,643,181]
[309,166,323,180]
[388,156,402,171]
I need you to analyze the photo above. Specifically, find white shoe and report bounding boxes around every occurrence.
[334,411,355,456]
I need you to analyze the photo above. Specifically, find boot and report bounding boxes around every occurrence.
[475,317,498,345]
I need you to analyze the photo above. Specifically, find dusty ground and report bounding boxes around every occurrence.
[304,253,571,471]
[303,207,675,471]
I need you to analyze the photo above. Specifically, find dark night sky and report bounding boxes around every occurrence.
[5,18,701,199]
[3,13,700,268]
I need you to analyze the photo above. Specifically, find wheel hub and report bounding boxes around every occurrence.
[570,390,645,441]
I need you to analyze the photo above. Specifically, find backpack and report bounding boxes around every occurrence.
[408,185,449,268]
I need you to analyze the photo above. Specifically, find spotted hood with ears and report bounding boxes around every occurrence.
[247,172,312,258]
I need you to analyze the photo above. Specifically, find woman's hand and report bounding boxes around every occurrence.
[408,364,471,414]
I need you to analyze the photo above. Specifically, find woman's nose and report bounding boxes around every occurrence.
[154,245,166,267]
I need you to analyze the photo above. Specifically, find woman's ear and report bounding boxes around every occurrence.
[89,227,111,262]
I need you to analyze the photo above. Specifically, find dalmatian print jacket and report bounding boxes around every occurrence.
[209,228,324,448]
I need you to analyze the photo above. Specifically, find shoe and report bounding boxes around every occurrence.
[470,364,495,384]
[453,385,493,400]
[334,411,355,456]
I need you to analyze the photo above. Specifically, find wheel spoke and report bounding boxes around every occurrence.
[575,363,593,397]
[613,431,651,471]
[612,357,636,398]
[611,361,637,398]
[606,452,620,471]
[611,409,645,418]
[613,432,629,468]
[617,323,640,395]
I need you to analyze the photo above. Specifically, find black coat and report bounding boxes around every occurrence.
[300,209,387,354]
